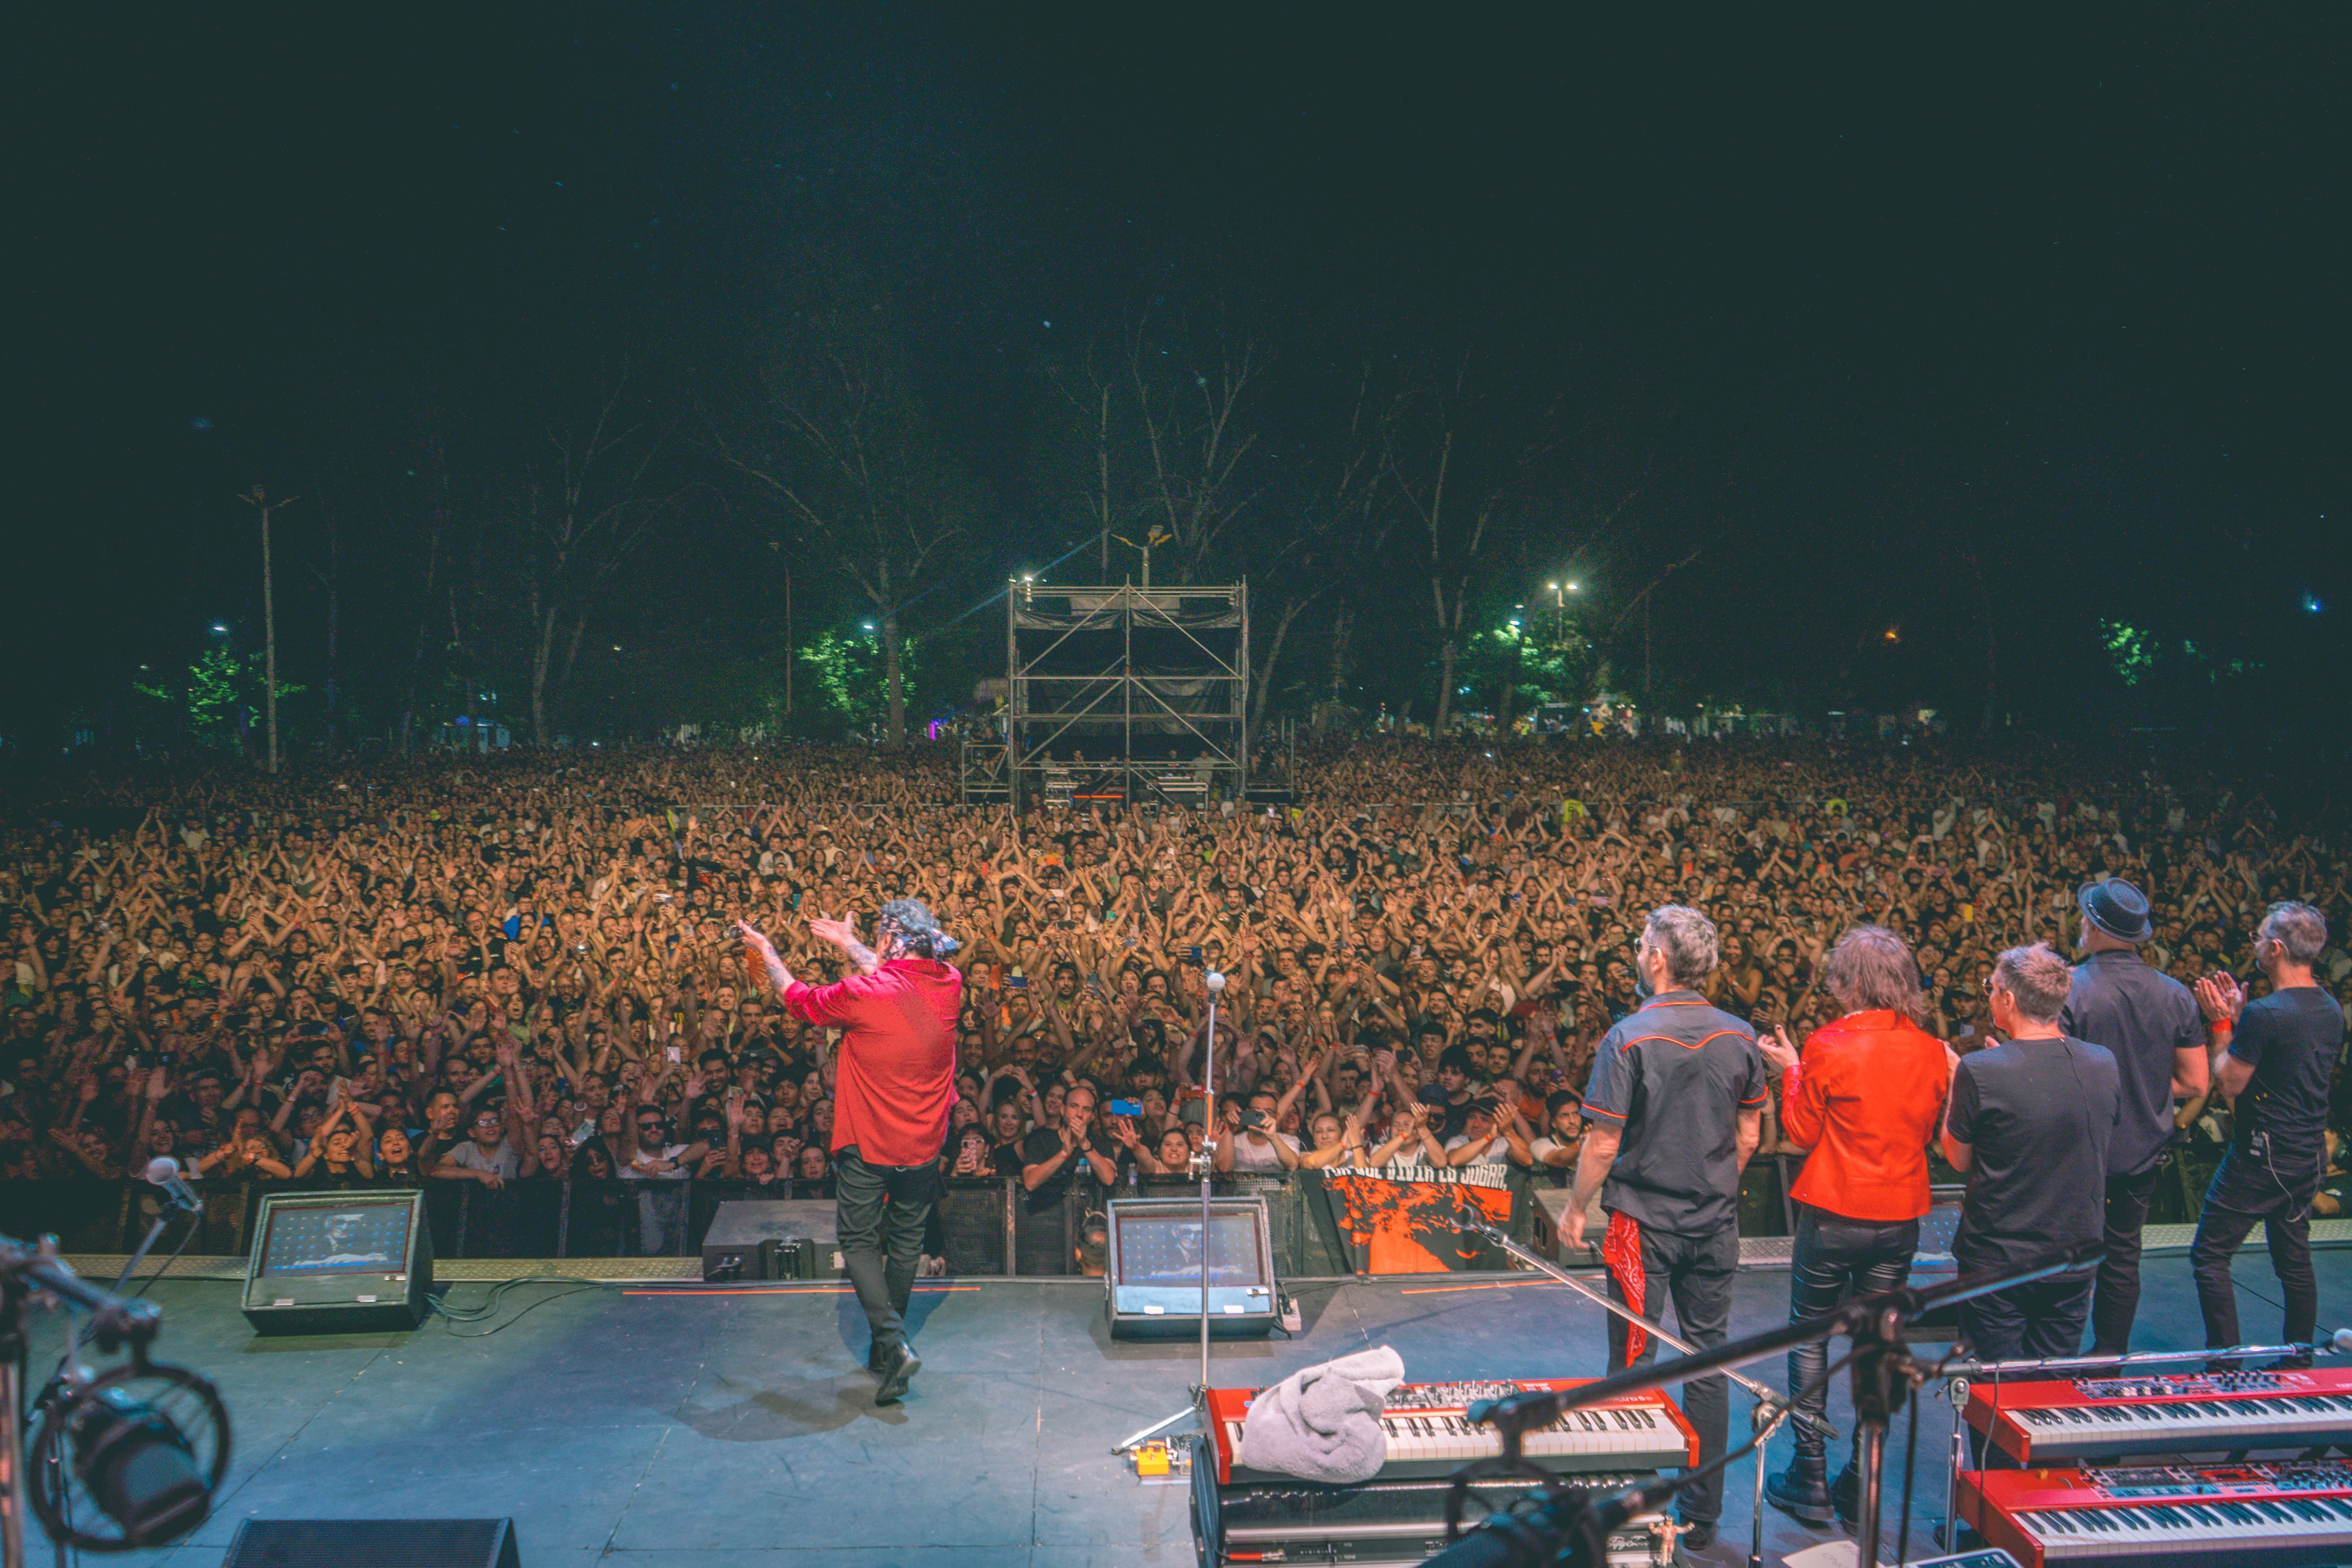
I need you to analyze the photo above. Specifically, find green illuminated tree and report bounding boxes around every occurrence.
[134,647,304,752]
[796,626,921,739]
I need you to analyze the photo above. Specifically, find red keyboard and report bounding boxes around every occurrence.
[1959,1460,2352,1566]
[1202,1378,1697,1485]
[1963,1366,2352,1464]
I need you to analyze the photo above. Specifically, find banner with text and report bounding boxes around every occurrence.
[1314,1165,1514,1274]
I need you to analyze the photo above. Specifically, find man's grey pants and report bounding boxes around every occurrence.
[834,1145,937,1353]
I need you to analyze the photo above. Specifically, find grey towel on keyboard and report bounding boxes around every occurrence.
[1235,1345,1407,1484]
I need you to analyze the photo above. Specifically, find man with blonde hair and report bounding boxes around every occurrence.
[1758,924,1954,1528]
[1943,943,2120,1362]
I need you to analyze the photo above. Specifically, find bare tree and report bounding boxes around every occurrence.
[398,431,453,755]
[520,377,671,747]
[1127,315,1267,584]
[1248,361,1392,728]
[714,307,969,746]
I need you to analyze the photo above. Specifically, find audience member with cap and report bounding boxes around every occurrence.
[2060,876,2210,1358]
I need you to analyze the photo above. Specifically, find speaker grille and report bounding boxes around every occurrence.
[225,1518,515,1568]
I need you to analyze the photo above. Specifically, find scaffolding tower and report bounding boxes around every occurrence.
[976,581,1249,809]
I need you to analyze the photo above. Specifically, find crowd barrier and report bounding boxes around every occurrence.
[2,1145,2223,1275]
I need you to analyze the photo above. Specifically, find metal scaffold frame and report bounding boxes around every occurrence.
[978,581,1249,810]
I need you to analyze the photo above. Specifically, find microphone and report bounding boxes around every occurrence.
[143,1156,202,1213]
[1205,971,1226,994]
[2333,1327,2352,1356]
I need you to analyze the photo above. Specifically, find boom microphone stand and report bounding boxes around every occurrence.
[1433,1240,2102,1568]
[1453,1212,1837,1444]
[1113,970,1227,1457]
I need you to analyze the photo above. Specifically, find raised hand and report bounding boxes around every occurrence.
[735,919,777,961]
[2194,972,2246,1025]
[808,910,861,953]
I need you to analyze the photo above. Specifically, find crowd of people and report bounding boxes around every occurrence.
[1,736,2345,1216]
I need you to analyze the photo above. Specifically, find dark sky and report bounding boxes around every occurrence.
[16,4,2346,736]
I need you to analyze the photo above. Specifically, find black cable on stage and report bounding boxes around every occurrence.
[427,1276,617,1336]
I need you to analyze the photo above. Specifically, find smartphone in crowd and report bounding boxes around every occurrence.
[666,1046,683,1063]
[1109,1099,1143,1118]
[1008,975,1028,989]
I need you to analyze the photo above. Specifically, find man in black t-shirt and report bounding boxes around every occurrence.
[1944,943,2121,1362]
[2190,902,2343,1360]
[2062,877,2210,1355]
[1017,1082,1116,1214]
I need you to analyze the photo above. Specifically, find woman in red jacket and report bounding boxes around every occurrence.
[1758,924,1956,1529]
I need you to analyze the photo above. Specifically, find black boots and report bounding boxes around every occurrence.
[874,1340,922,1405]
[1765,1451,1834,1526]
[1831,1460,1863,1530]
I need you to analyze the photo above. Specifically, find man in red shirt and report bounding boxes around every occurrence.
[1757,925,1955,1529]
[740,898,961,1405]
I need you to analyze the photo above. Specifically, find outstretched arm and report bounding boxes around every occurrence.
[809,911,880,975]
[738,921,797,999]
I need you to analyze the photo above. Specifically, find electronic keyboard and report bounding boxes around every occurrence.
[1192,1379,1696,1565]
[1203,1378,1698,1484]
[1959,1459,2352,1567]
[1963,1366,2352,1463]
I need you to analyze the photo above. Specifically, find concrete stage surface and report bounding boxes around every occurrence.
[26,1249,2346,1568]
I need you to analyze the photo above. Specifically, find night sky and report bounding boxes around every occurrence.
[16,5,2346,742]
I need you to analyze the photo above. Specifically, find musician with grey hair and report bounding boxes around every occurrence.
[740,898,963,1405]
[2190,901,2341,1361]
[1569,903,1766,1553]
[1943,942,2121,1364]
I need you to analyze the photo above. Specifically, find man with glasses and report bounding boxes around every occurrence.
[2190,902,2341,1361]
[741,897,961,1406]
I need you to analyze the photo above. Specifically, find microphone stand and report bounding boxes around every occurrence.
[1454,1241,2100,1568]
[0,1235,167,1568]
[1113,971,1227,1457]
[1454,1211,1838,1444]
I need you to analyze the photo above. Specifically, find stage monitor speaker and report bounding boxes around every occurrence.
[223,1517,521,1568]
[240,1189,432,1335]
[1105,1196,1278,1340]
[701,1199,839,1282]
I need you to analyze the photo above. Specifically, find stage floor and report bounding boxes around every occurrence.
[30,1249,2346,1568]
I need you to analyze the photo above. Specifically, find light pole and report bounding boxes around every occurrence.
[239,487,298,774]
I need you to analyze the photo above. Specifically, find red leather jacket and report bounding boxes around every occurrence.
[1781,1009,1951,1222]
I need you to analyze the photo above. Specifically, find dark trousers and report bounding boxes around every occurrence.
[1958,1265,2094,1470]
[834,1146,938,1353]
[1784,1204,1917,1464]
[1606,1221,1737,1526]
[1958,1272,2094,1362]
[2191,1145,2321,1355]
[2090,1161,2165,1354]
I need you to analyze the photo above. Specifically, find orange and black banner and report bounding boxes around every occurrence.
[1313,1165,1515,1274]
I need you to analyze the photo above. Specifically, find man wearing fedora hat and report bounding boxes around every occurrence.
[2061,876,2210,1356]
